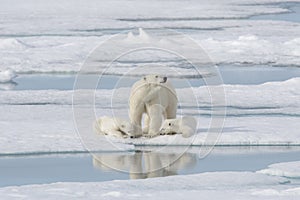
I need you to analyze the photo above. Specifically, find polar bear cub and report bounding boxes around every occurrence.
[93,116,137,138]
[159,116,197,138]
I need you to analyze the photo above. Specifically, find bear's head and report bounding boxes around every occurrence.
[159,119,180,135]
[142,74,167,85]
[119,121,142,138]
[118,121,135,135]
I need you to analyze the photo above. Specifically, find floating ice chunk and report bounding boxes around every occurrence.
[0,69,17,83]
[0,78,299,153]
[0,82,17,90]
[0,171,291,200]
[257,161,300,178]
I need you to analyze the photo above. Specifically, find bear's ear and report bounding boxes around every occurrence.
[120,124,125,128]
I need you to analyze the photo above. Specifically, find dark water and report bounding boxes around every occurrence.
[1,147,300,187]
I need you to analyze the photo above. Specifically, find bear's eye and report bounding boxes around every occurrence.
[121,125,125,128]
[155,75,158,78]
[168,123,172,126]
[143,77,146,81]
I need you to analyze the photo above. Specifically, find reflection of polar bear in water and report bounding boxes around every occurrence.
[129,74,178,137]
[92,152,197,179]
[93,116,137,138]
[159,116,197,138]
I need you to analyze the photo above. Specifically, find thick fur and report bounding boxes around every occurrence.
[129,74,178,137]
[159,116,197,138]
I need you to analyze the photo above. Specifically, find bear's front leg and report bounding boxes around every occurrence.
[129,105,144,137]
[147,104,164,137]
[142,114,150,134]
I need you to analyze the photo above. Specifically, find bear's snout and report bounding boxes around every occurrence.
[161,77,167,83]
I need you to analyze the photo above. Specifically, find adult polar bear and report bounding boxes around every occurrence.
[129,74,178,137]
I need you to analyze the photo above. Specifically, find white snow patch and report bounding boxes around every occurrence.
[252,187,300,196]
[101,191,121,197]
[257,161,300,178]
[199,35,300,66]
[0,82,16,90]
[0,172,294,200]
[0,69,17,83]
[1,22,300,73]
[0,38,28,50]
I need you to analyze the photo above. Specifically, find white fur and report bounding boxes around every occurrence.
[159,116,197,138]
[129,74,178,137]
[93,116,137,138]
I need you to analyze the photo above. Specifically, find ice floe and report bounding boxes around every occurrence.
[257,161,300,178]
[0,171,296,200]
[1,7,300,73]
[0,78,299,153]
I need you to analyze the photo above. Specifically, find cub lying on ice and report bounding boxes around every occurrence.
[159,116,197,138]
[93,116,139,138]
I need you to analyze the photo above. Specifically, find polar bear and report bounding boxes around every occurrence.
[93,116,138,138]
[129,74,177,137]
[159,116,197,138]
